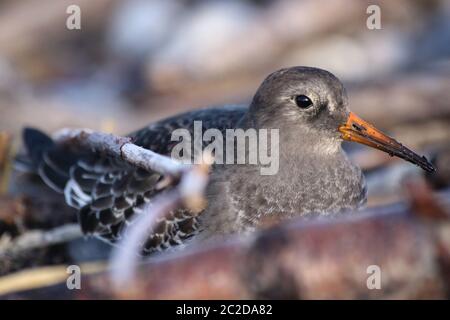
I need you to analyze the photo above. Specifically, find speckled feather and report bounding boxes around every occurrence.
[20,106,247,253]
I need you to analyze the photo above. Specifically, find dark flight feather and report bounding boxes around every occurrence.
[17,105,246,253]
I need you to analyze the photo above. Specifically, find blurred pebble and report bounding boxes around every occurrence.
[151,0,258,84]
[106,0,183,60]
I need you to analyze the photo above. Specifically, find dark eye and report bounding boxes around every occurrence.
[295,95,313,109]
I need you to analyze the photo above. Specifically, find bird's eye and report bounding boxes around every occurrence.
[294,95,313,109]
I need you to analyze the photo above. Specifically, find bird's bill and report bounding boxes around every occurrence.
[339,112,435,173]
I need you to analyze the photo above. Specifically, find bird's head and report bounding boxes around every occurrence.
[249,66,435,172]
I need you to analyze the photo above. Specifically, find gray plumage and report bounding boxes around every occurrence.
[199,67,366,239]
[18,66,366,254]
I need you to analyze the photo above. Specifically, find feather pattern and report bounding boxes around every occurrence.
[19,106,246,254]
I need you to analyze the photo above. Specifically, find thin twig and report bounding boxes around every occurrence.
[0,224,83,258]
[54,128,187,177]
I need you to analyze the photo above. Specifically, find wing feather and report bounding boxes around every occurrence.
[20,105,246,253]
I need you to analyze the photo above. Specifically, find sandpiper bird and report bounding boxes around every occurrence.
[16,67,435,254]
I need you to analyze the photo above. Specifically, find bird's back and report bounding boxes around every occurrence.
[17,105,247,254]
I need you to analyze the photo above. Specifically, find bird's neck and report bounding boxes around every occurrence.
[244,144,365,223]
[201,144,366,238]
[253,147,366,216]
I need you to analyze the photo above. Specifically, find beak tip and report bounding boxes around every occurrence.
[421,156,436,173]
[428,164,437,174]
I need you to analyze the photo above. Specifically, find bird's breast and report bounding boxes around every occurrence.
[200,153,366,236]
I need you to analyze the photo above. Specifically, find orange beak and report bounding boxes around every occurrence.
[339,112,435,173]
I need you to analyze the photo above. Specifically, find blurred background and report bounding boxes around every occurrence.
[1,0,450,280]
